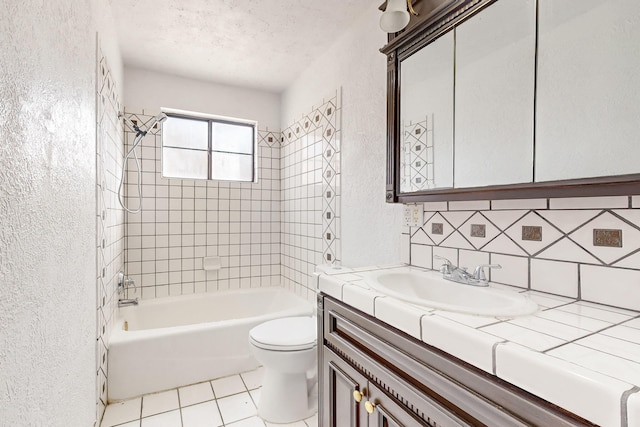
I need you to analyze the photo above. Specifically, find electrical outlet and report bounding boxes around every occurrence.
[403,204,423,227]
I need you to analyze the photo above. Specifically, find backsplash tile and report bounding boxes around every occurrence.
[549,196,630,210]
[405,197,640,310]
[581,265,640,311]
[491,198,547,210]
[530,259,578,298]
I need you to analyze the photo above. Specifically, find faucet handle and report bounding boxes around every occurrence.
[472,264,502,282]
[433,255,453,274]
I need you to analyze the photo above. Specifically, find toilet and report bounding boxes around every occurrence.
[249,316,318,423]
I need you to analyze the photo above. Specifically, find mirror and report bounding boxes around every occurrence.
[454,0,535,188]
[400,31,454,192]
[535,0,640,182]
[383,0,640,202]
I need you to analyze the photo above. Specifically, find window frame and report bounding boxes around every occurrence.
[161,109,258,183]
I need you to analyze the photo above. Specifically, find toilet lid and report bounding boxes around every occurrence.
[249,316,317,351]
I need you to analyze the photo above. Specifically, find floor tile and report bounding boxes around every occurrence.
[140,410,182,427]
[101,398,141,427]
[304,413,318,427]
[227,416,266,427]
[142,390,180,417]
[212,374,246,398]
[179,381,215,407]
[217,392,257,424]
[249,388,261,408]
[182,400,223,427]
[240,367,264,390]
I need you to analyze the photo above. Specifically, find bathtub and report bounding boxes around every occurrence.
[107,287,314,401]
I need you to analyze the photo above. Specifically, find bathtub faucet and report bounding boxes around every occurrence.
[118,298,139,307]
[117,271,137,295]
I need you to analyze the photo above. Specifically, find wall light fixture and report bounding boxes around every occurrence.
[380,0,418,33]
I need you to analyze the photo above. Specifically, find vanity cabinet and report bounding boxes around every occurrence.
[318,294,594,426]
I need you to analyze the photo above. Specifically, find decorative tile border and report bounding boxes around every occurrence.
[280,91,341,300]
[406,197,640,309]
[96,44,125,423]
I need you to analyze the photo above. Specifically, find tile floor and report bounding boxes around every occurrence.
[100,367,318,427]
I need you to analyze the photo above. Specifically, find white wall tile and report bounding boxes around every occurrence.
[410,244,432,270]
[549,196,629,209]
[495,343,630,427]
[581,265,640,311]
[448,200,491,211]
[491,199,547,210]
[400,233,410,264]
[432,246,458,269]
[424,201,448,212]
[458,249,489,273]
[530,259,578,298]
[490,254,528,289]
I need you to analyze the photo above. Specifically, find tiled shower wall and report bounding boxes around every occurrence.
[122,93,341,304]
[281,93,342,301]
[404,196,640,311]
[96,47,125,420]
[122,110,282,297]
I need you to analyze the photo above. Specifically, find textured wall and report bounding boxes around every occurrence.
[0,2,96,426]
[281,3,403,268]
[0,1,122,426]
[124,67,281,130]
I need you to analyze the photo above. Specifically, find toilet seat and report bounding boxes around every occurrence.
[249,316,316,351]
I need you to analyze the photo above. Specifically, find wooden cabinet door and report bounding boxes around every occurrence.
[366,383,435,427]
[323,348,369,427]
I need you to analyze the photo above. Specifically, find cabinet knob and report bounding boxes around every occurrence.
[353,390,363,403]
[365,400,376,414]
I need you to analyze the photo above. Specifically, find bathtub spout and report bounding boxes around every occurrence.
[118,298,139,307]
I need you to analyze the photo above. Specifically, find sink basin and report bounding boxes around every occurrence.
[361,268,538,317]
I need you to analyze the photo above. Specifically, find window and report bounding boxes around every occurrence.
[161,110,257,182]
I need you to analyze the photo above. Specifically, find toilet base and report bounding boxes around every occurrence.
[257,369,317,423]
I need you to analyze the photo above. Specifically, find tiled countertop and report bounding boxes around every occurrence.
[317,264,640,427]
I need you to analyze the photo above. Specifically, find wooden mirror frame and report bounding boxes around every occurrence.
[381,0,640,203]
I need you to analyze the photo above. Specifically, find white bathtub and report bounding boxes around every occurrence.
[107,287,314,401]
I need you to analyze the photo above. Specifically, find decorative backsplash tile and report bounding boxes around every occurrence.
[522,225,542,241]
[470,224,486,238]
[432,223,444,235]
[405,197,640,309]
[593,229,623,248]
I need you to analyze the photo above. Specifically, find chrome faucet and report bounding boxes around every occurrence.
[117,271,139,307]
[434,255,501,287]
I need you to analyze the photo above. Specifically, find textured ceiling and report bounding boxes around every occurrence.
[110,0,374,93]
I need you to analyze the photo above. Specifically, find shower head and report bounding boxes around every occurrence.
[148,113,168,129]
